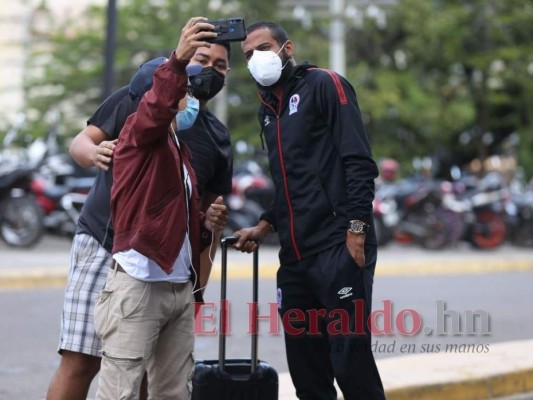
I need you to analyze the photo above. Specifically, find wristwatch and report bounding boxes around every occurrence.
[348,220,370,235]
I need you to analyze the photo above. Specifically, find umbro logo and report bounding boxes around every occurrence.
[338,287,353,299]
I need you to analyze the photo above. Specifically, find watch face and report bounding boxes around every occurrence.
[351,220,364,233]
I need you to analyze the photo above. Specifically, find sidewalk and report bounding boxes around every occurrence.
[278,339,533,400]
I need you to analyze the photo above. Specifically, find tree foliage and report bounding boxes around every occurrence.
[17,0,533,179]
[341,0,533,177]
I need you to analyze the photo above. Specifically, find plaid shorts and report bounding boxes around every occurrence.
[58,233,112,357]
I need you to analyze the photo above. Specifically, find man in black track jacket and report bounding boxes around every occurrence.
[234,21,386,400]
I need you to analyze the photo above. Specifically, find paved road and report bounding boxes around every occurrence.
[1,235,532,399]
[2,272,533,399]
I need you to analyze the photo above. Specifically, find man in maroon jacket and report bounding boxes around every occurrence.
[93,17,227,399]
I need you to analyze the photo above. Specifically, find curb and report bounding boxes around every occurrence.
[202,259,533,279]
[0,268,67,290]
[278,338,533,400]
[378,339,533,400]
[384,368,533,400]
[278,368,533,400]
[1,258,533,290]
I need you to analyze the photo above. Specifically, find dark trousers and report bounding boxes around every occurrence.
[277,242,385,400]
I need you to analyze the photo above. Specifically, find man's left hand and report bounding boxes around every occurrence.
[204,196,228,232]
[346,231,366,268]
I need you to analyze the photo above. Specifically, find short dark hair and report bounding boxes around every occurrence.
[214,42,231,63]
[246,21,289,47]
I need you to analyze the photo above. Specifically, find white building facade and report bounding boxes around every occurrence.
[0,0,104,128]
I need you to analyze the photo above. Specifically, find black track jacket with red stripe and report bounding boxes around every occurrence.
[258,64,379,265]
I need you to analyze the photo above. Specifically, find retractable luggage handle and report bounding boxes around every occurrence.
[219,236,259,373]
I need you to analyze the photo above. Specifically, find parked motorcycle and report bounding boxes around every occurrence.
[31,174,92,237]
[31,144,95,237]
[444,172,508,249]
[373,179,453,249]
[0,150,44,248]
[0,112,97,246]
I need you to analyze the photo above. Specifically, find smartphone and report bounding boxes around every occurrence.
[205,18,247,43]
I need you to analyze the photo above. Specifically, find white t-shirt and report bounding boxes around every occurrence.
[113,233,192,283]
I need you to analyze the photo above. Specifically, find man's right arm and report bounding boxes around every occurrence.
[70,85,132,170]
[69,125,116,171]
[233,219,273,253]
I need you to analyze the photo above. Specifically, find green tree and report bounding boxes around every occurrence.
[342,0,533,178]
[16,0,533,180]
[22,0,279,147]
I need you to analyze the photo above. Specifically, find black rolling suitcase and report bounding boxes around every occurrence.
[192,236,279,400]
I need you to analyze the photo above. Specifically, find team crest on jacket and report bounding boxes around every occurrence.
[289,94,300,115]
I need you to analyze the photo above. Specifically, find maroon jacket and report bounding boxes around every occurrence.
[111,54,208,302]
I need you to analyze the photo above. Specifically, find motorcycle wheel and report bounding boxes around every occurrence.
[0,194,44,248]
[469,210,507,249]
[419,207,452,250]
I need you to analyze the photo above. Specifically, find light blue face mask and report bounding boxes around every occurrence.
[176,96,200,131]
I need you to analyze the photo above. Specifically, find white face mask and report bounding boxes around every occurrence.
[176,96,200,131]
[247,43,287,87]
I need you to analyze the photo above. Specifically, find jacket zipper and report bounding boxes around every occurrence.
[261,91,302,261]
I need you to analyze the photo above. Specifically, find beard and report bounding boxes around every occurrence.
[255,51,294,92]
